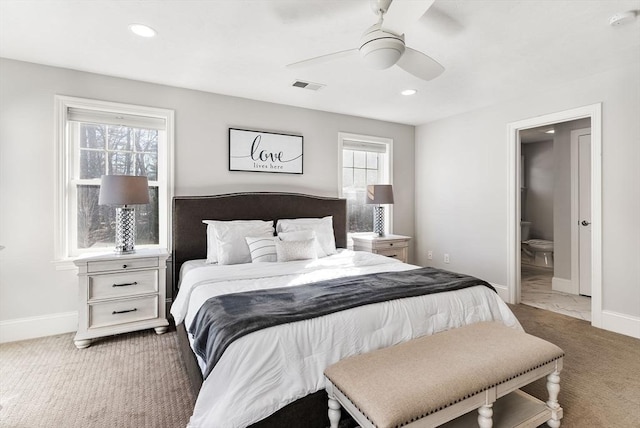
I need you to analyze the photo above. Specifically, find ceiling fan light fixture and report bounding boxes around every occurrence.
[359,24,405,70]
[361,45,404,69]
[359,37,405,69]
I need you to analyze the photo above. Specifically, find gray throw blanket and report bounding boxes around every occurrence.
[189,267,495,379]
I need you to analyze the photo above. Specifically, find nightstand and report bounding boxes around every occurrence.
[73,248,170,349]
[351,234,411,263]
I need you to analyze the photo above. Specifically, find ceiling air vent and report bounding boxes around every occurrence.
[292,80,325,91]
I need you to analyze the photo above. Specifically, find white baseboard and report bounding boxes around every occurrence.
[601,310,640,339]
[0,311,77,344]
[551,277,576,294]
[491,283,509,303]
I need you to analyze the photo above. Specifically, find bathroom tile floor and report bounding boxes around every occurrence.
[521,264,592,321]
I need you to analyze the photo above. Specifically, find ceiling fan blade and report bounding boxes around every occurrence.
[396,47,444,81]
[286,49,358,69]
[382,0,435,35]
[423,5,464,37]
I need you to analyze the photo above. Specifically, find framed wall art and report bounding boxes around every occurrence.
[229,128,303,174]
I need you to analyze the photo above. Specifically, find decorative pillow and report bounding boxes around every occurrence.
[276,216,337,257]
[278,230,325,258]
[245,236,277,263]
[202,220,274,265]
[275,239,318,262]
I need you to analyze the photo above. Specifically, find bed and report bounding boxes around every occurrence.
[171,192,521,428]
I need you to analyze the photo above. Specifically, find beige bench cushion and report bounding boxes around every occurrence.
[324,321,564,428]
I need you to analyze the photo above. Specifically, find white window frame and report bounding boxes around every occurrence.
[54,95,174,262]
[338,132,394,237]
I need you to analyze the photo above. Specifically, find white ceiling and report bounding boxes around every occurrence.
[1,0,639,126]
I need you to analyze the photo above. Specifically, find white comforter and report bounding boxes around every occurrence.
[171,250,521,428]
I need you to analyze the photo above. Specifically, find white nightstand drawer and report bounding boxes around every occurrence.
[376,248,405,259]
[373,240,408,250]
[89,295,159,329]
[87,257,159,273]
[89,270,158,300]
[351,234,411,264]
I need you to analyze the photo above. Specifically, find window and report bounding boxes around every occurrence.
[338,132,393,236]
[55,96,174,259]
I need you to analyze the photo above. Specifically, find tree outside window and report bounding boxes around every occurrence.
[339,134,392,236]
[342,149,383,233]
[75,124,159,250]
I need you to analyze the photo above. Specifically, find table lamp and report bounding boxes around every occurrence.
[98,175,149,254]
[366,184,394,237]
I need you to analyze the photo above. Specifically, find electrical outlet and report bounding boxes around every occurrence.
[427,251,433,260]
[444,253,450,263]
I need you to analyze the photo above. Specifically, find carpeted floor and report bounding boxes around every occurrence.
[1,306,639,428]
[511,304,640,428]
[0,326,194,428]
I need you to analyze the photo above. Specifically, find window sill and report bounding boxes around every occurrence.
[53,245,169,271]
[51,258,79,271]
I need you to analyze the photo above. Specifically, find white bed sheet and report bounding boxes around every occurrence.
[171,250,522,428]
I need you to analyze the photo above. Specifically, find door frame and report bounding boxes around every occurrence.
[506,103,602,328]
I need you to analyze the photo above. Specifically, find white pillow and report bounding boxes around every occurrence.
[245,236,277,263]
[277,216,337,257]
[275,239,318,262]
[277,230,325,258]
[203,220,274,264]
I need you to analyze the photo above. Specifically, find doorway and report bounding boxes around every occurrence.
[518,122,592,320]
[507,104,602,328]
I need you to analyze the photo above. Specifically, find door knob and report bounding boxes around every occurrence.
[581,220,591,226]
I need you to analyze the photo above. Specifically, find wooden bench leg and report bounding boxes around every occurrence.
[546,369,562,427]
[328,394,342,428]
[477,403,493,428]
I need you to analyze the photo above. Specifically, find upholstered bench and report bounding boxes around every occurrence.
[324,322,564,428]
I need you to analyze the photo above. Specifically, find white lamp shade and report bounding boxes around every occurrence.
[98,175,150,206]
[366,185,394,204]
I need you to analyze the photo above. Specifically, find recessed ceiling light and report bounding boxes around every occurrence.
[545,129,555,134]
[401,89,417,96]
[129,23,157,38]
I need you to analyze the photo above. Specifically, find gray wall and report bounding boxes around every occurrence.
[415,62,640,325]
[0,58,415,334]
[522,140,554,241]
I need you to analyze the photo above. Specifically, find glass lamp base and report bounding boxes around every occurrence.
[115,207,136,254]
[373,206,385,237]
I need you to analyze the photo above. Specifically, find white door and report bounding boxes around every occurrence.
[578,134,592,296]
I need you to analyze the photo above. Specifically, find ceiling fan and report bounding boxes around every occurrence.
[287,0,444,81]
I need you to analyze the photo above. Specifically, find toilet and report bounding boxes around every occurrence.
[526,239,554,268]
[520,221,554,268]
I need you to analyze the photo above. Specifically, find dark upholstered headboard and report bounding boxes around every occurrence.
[172,192,347,291]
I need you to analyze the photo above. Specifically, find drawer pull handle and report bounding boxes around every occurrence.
[112,308,137,315]
[122,264,128,269]
[112,281,138,288]
[388,254,397,258]
[390,243,393,246]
